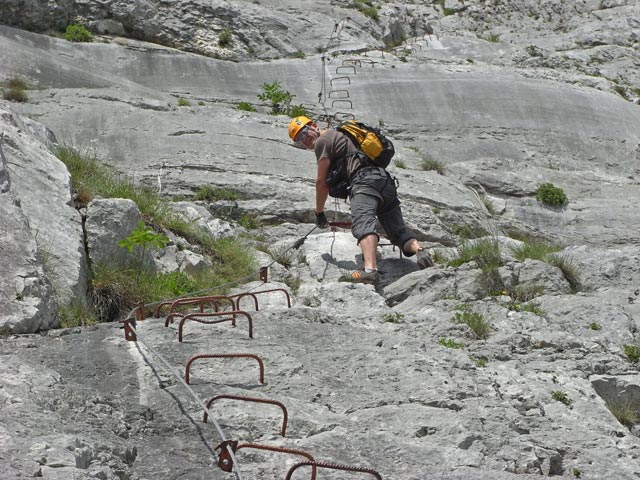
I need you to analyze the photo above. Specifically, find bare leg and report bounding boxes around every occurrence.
[359,233,379,270]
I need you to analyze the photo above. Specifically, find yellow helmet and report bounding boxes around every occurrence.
[288,116,312,141]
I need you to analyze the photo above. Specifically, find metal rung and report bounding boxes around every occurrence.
[328,89,350,99]
[330,76,351,86]
[204,394,289,437]
[336,65,356,74]
[332,99,353,109]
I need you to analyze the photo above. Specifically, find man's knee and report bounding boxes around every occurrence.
[356,232,379,245]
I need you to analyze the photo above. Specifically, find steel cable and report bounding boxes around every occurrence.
[128,322,244,480]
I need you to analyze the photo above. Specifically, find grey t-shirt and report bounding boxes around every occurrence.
[314,129,363,180]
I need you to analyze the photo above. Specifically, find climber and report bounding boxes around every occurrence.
[288,115,434,284]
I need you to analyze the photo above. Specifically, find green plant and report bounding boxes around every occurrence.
[526,45,543,57]
[354,0,379,20]
[2,76,29,102]
[238,214,260,230]
[535,183,568,207]
[15,292,24,301]
[448,238,501,269]
[551,390,573,407]
[511,241,560,261]
[118,221,170,278]
[237,101,257,112]
[449,224,488,240]
[485,34,500,42]
[438,337,464,349]
[613,85,628,100]
[293,50,306,59]
[178,98,191,107]
[452,307,491,340]
[282,274,302,294]
[218,28,232,47]
[589,322,602,331]
[194,185,239,201]
[289,104,309,117]
[545,253,581,293]
[382,312,405,323]
[257,81,294,115]
[63,24,93,42]
[470,356,487,367]
[605,398,640,427]
[482,197,496,215]
[266,244,302,269]
[571,468,581,478]
[198,101,205,106]
[58,302,97,328]
[624,344,640,363]
[55,146,255,279]
[419,154,444,174]
[393,159,406,169]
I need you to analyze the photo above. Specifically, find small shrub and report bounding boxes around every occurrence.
[623,344,640,363]
[545,253,581,293]
[238,214,260,230]
[2,87,28,102]
[293,50,305,59]
[58,302,97,328]
[613,85,628,100]
[382,312,405,323]
[605,398,640,427]
[438,338,464,349]
[449,224,488,240]
[194,185,239,201]
[589,322,602,331]
[448,238,501,270]
[551,390,573,407]
[289,104,309,117]
[198,101,205,106]
[452,308,491,340]
[282,274,302,294]
[354,0,379,21]
[267,244,303,269]
[470,356,487,367]
[485,34,500,42]
[511,240,560,261]
[535,182,568,207]
[419,155,444,174]
[257,81,294,115]
[526,45,543,57]
[178,97,191,107]
[64,24,93,42]
[511,284,541,301]
[393,159,406,169]
[218,28,232,48]
[237,101,257,112]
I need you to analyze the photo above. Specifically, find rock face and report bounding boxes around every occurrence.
[0,107,85,332]
[2,1,640,479]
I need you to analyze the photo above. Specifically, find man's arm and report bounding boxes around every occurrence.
[315,156,330,214]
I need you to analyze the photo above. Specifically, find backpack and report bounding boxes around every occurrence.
[336,120,395,169]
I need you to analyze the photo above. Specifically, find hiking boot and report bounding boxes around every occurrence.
[416,249,434,269]
[339,269,381,285]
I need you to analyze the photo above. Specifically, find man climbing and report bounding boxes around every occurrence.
[288,115,434,284]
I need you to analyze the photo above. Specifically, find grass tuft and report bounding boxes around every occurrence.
[452,305,491,340]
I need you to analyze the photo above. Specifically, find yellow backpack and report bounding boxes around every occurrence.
[337,120,395,168]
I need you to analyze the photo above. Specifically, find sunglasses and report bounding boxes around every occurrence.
[294,125,314,148]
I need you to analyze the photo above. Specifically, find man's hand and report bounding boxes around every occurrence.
[315,211,329,228]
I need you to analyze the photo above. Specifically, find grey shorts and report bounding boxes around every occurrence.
[349,166,417,255]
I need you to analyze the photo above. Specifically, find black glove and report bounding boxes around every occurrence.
[315,211,329,228]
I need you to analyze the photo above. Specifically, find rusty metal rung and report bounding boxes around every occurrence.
[204,394,288,437]
[336,65,356,74]
[178,311,253,342]
[236,443,317,480]
[285,461,383,480]
[229,288,292,311]
[185,353,265,385]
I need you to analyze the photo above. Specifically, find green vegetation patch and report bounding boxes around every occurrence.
[64,24,93,42]
[452,305,491,340]
[535,182,568,207]
[438,337,464,349]
[194,185,239,202]
[551,390,573,407]
[2,76,29,102]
